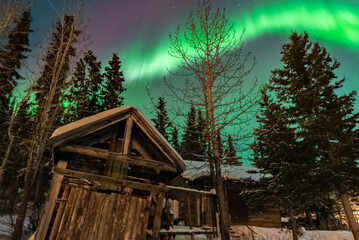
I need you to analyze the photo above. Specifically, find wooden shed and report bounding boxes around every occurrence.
[33,106,185,240]
[169,160,281,229]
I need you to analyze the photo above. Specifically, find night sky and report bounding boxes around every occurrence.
[27,0,359,162]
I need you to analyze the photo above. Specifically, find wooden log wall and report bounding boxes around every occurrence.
[49,186,152,240]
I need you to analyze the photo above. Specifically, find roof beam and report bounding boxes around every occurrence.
[60,145,177,173]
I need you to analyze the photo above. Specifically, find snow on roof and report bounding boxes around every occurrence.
[182,160,261,182]
[49,106,185,171]
[51,106,133,139]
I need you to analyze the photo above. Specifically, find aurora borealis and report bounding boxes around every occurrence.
[30,0,359,109]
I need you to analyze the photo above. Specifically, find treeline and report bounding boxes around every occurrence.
[0,9,126,239]
[152,97,241,165]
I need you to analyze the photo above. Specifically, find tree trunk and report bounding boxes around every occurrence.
[207,88,230,240]
[305,210,315,229]
[289,208,298,240]
[11,146,35,240]
[340,193,359,240]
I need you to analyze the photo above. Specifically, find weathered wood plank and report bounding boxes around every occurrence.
[60,145,177,173]
[152,191,165,239]
[35,161,67,240]
[123,117,133,156]
[49,185,70,240]
[79,191,96,240]
[53,167,166,193]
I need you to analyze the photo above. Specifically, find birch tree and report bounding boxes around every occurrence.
[11,14,80,240]
[168,1,259,238]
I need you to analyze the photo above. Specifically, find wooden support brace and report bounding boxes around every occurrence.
[60,145,177,173]
[52,167,166,193]
[152,183,165,240]
[35,161,68,240]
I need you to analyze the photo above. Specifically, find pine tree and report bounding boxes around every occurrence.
[252,89,319,240]
[253,32,359,240]
[181,106,198,160]
[170,126,180,153]
[196,109,207,159]
[0,9,32,154]
[152,97,171,140]
[83,50,104,116]
[275,32,359,239]
[103,53,126,110]
[225,135,241,166]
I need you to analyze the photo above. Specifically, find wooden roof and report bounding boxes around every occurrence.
[49,106,185,172]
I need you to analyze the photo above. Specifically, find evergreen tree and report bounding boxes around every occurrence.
[181,106,198,160]
[83,50,104,116]
[217,130,224,162]
[152,97,171,140]
[170,126,180,153]
[274,32,359,239]
[103,53,126,110]
[253,32,359,240]
[196,109,207,158]
[252,90,319,240]
[0,9,32,154]
[225,135,241,166]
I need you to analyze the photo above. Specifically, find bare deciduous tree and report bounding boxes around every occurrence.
[167,1,259,239]
[11,14,81,240]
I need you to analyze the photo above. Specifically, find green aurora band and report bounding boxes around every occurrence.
[118,0,359,83]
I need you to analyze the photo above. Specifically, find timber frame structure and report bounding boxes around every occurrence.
[33,106,185,240]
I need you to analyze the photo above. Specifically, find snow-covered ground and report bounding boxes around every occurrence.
[163,225,354,240]
[231,225,354,240]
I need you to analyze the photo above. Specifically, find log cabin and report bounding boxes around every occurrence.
[33,106,185,240]
[168,160,281,229]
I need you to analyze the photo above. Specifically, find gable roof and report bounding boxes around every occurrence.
[182,160,261,182]
[49,106,185,172]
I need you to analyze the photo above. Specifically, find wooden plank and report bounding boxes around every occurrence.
[60,145,177,173]
[35,161,68,240]
[105,193,117,239]
[55,187,76,240]
[79,191,96,240]
[49,185,70,240]
[124,196,138,240]
[141,196,152,240]
[123,117,133,155]
[53,167,166,193]
[62,187,81,240]
[97,193,111,240]
[152,191,165,240]
[132,136,152,160]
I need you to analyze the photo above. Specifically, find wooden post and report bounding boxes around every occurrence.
[35,160,67,240]
[152,185,165,240]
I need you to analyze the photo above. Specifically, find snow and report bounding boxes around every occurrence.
[50,106,133,139]
[231,225,354,240]
[160,225,354,240]
[182,160,261,182]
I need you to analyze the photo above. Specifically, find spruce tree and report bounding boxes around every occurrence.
[181,106,198,160]
[253,32,359,240]
[196,109,207,159]
[274,32,359,239]
[170,126,180,153]
[83,50,104,116]
[225,135,241,166]
[152,97,171,140]
[0,9,31,154]
[103,53,126,110]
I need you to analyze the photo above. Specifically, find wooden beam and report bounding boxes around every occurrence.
[152,186,165,240]
[60,145,177,173]
[35,161,68,240]
[132,136,152,160]
[52,167,166,193]
[122,117,133,156]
